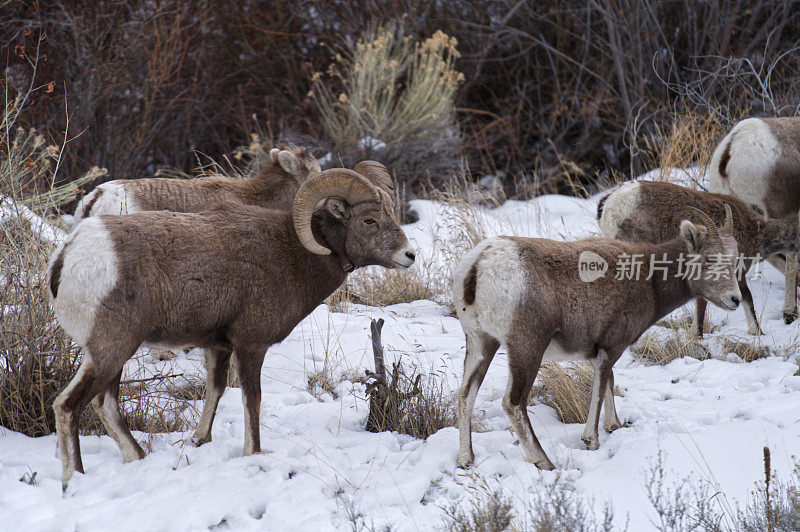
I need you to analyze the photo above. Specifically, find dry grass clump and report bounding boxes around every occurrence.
[630,332,711,366]
[721,338,772,363]
[530,362,622,425]
[309,23,464,187]
[365,361,457,439]
[307,369,340,400]
[442,485,514,532]
[641,109,733,187]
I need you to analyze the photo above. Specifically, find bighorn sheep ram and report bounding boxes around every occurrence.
[598,180,800,336]
[454,209,740,469]
[48,163,415,489]
[72,145,321,224]
[708,117,800,323]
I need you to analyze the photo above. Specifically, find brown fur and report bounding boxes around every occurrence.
[52,193,412,487]
[718,134,733,179]
[49,242,68,298]
[463,262,479,306]
[127,146,318,214]
[79,188,103,220]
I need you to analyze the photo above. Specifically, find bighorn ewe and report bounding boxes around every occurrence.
[72,145,321,224]
[598,180,800,336]
[708,117,800,323]
[48,163,414,489]
[453,209,740,469]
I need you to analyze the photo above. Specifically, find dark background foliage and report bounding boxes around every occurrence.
[3,0,799,199]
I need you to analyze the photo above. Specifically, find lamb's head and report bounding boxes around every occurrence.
[269,145,321,182]
[292,166,415,270]
[680,204,741,311]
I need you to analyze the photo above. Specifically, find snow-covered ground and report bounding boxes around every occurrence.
[2,176,800,530]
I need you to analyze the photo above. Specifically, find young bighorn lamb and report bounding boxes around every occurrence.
[598,180,800,336]
[71,145,321,224]
[708,117,800,323]
[48,163,415,489]
[453,209,740,470]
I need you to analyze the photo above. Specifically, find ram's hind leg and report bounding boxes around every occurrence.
[92,370,146,462]
[503,336,554,470]
[457,330,500,468]
[191,347,233,446]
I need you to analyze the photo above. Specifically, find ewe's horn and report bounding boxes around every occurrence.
[292,168,380,255]
[684,206,720,239]
[722,203,734,233]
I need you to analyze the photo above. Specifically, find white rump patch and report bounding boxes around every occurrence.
[88,181,140,216]
[708,118,780,210]
[454,237,525,342]
[598,181,641,238]
[50,218,119,348]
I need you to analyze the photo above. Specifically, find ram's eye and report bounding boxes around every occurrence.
[364,218,376,225]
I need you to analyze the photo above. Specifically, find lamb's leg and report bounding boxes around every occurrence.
[602,368,622,432]
[457,331,500,468]
[54,357,110,491]
[91,370,146,462]
[581,351,614,450]
[191,347,233,446]
[691,298,707,337]
[739,278,763,335]
[783,253,799,324]
[233,346,267,455]
[503,338,554,470]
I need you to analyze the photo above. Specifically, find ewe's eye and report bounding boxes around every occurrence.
[364,218,376,225]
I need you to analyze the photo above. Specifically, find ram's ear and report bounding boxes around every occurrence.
[680,220,708,252]
[269,148,280,164]
[325,197,349,220]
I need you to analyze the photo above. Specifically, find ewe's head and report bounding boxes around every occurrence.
[292,162,414,270]
[681,204,741,311]
[269,145,321,182]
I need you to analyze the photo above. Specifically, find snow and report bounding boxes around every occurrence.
[2,173,800,530]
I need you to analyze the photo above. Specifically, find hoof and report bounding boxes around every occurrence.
[529,457,555,470]
[604,421,622,433]
[784,313,797,325]
[189,435,208,447]
[581,436,599,450]
[457,453,475,469]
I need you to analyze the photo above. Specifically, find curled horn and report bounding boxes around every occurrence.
[722,203,734,234]
[292,168,380,255]
[684,206,720,239]
[353,160,394,206]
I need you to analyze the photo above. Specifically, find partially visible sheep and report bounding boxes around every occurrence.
[72,145,321,225]
[708,117,800,322]
[598,180,800,336]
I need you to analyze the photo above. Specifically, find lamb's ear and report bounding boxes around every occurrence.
[269,148,280,164]
[680,220,708,252]
[277,150,300,176]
